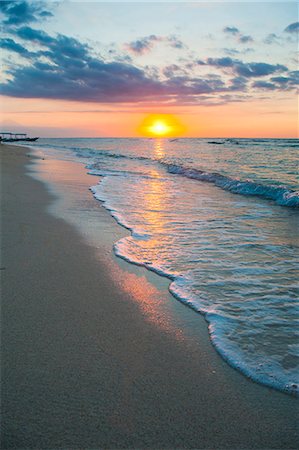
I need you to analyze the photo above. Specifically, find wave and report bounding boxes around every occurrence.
[169,284,299,397]
[31,142,151,161]
[90,182,299,396]
[88,167,169,181]
[71,147,151,161]
[78,149,150,161]
[163,163,299,208]
[35,140,299,208]
[81,149,299,208]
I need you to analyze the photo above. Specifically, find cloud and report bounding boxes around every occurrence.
[125,34,185,55]
[167,35,185,49]
[0,1,53,25]
[125,35,160,55]
[14,26,90,62]
[223,26,240,35]
[39,10,52,18]
[1,28,167,102]
[0,59,162,103]
[1,25,296,106]
[252,80,277,90]
[0,28,234,104]
[0,37,31,57]
[223,47,253,56]
[163,64,182,78]
[15,26,54,45]
[288,71,299,85]
[223,25,254,45]
[270,76,290,84]
[229,76,248,91]
[238,35,253,44]
[236,62,287,77]
[223,48,240,56]
[207,57,288,78]
[284,22,299,33]
[207,56,234,67]
[264,33,281,45]
[271,72,299,89]
[252,71,299,91]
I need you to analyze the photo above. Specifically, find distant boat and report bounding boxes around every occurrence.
[0,132,39,143]
[24,137,39,142]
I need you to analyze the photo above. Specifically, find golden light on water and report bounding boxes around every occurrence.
[138,114,186,137]
[154,139,165,158]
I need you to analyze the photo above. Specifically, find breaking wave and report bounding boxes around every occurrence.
[163,163,299,208]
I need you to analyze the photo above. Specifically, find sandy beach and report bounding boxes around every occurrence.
[1,143,298,449]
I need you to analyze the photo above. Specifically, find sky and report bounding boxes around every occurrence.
[0,1,298,137]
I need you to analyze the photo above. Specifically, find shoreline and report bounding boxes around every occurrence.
[1,143,298,449]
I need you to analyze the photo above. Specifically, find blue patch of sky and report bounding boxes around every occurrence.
[40,1,297,73]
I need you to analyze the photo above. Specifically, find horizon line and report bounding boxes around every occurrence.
[23,136,299,140]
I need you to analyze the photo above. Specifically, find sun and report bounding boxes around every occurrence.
[149,120,171,136]
[138,114,185,137]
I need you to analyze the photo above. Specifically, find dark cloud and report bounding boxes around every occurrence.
[270,76,290,84]
[125,35,160,55]
[207,56,235,67]
[252,72,299,91]
[229,76,248,91]
[252,71,299,91]
[39,10,52,18]
[223,26,240,35]
[264,33,281,45]
[15,26,54,45]
[1,61,234,104]
[125,34,185,55]
[0,37,31,57]
[236,62,287,77]
[49,35,89,60]
[163,64,181,78]
[252,80,277,90]
[0,28,167,102]
[223,26,254,45]
[14,26,90,63]
[0,24,296,105]
[238,35,254,44]
[0,59,164,103]
[270,71,299,89]
[0,1,53,25]
[0,28,234,104]
[167,35,185,49]
[284,22,299,33]
[288,70,299,82]
[207,57,287,78]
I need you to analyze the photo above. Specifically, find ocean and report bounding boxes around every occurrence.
[29,137,299,395]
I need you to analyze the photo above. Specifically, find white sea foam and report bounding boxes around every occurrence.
[163,163,299,208]
[92,172,299,395]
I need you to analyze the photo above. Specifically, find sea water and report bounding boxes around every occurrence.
[30,137,299,395]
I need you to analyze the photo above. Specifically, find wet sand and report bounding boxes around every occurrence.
[1,144,298,449]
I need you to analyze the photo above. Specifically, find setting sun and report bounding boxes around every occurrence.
[138,114,186,137]
[149,121,171,136]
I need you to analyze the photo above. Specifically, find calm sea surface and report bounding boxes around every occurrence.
[30,138,299,395]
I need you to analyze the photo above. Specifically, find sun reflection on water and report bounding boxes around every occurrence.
[153,138,166,159]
